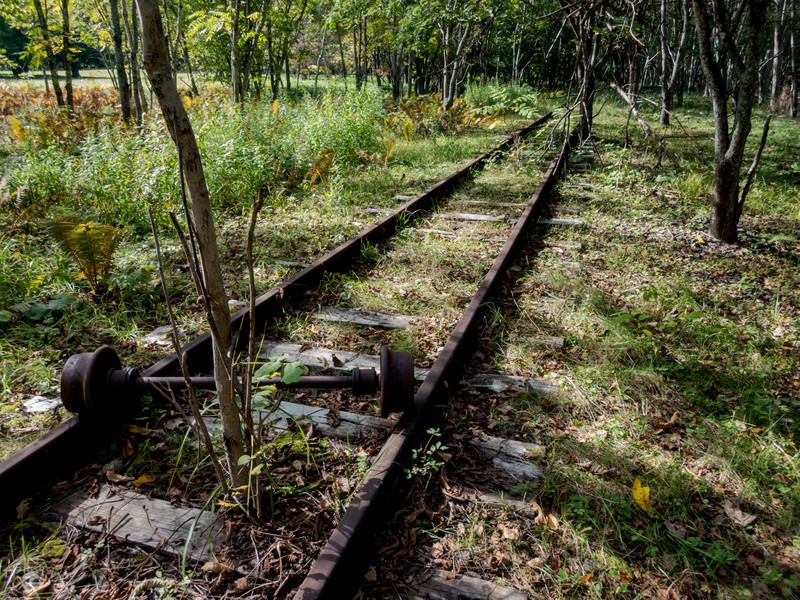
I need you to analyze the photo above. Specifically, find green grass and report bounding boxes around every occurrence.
[0,81,535,459]
[452,94,800,598]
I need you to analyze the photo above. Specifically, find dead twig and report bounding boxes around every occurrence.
[737,115,772,220]
[150,207,229,495]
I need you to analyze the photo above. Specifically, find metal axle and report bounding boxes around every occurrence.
[61,345,415,420]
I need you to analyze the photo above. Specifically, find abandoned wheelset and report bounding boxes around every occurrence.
[61,345,416,420]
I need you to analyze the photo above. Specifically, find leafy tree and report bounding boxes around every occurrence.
[692,0,769,242]
[0,15,29,74]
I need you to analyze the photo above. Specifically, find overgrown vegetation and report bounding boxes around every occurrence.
[403,95,799,599]
[1,76,798,597]
[0,80,518,460]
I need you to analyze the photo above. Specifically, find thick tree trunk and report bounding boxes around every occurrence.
[136,0,245,488]
[692,0,767,243]
[110,0,132,122]
[711,156,743,241]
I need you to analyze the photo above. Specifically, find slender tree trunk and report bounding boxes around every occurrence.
[791,0,798,116]
[335,23,347,89]
[230,0,242,102]
[241,0,268,101]
[110,0,132,121]
[137,0,245,488]
[32,0,64,106]
[353,25,362,90]
[772,0,788,112]
[129,0,146,124]
[174,0,198,95]
[660,0,672,124]
[314,25,327,94]
[61,0,74,112]
[181,35,199,96]
[661,0,689,124]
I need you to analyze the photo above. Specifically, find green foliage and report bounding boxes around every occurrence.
[0,294,75,324]
[385,93,498,139]
[46,220,121,293]
[467,82,542,119]
[288,89,386,168]
[405,428,449,481]
[252,356,308,406]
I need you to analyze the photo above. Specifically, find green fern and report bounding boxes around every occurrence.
[47,220,121,293]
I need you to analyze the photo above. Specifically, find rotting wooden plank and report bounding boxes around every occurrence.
[415,569,528,600]
[473,490,544,516]
[414,228,506,243]
[259,342,430,381]
[312,307,415,330]
[544,240,583,251]
[537,217,585,226]
[437,212,510,223]
[469,429,545,460]
[553,204,582,214]
[457,200,527,209]
[521,335,565,349]
[466,430,545,488]
[275,259,307,268]
[53,485,224,563]
[444,484,544,517]
[262,400,396,439]
[556,261,582,272]
[415,227,458,237]
[463,373,556,396]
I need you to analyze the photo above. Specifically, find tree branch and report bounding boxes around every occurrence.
[738,115,771,219]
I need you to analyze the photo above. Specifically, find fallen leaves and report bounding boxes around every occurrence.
[721,499,757,527]
[632,478,652,515]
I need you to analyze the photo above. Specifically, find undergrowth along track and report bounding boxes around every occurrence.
[0,114,583,599]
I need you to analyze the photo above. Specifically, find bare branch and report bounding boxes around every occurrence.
[738,115,772,218]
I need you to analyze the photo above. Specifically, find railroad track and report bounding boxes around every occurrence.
[1,114,585,599]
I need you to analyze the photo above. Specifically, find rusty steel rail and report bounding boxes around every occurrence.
[292,126,581,599]
[0,115,551,520]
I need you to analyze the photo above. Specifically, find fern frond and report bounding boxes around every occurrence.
[47,220,121,293]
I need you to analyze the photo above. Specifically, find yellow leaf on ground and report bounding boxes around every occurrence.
[132,474,157,487]
[579,571,595,584]
[632,478,652,514]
